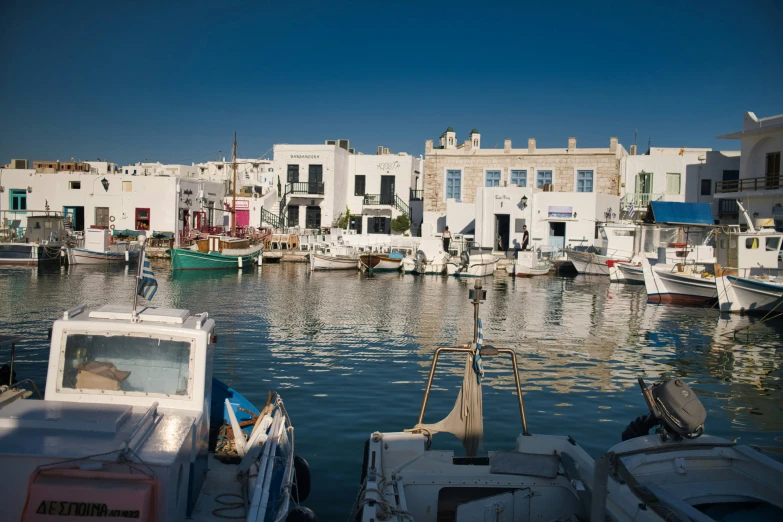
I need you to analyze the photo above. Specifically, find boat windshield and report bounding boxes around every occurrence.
[60,333,193,398]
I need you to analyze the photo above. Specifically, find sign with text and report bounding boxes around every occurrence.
[548,206,573,219]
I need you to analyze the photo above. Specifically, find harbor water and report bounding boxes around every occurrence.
[2,263,782,520]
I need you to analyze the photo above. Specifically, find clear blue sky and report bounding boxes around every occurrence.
[1,0,781,165]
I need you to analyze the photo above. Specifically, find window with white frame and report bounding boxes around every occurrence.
[576,170,593,193]
[510,170,527,187]
[536,170,553,188]
[485,170,501,187]
[446,170,461,201]
[666,173,681,195]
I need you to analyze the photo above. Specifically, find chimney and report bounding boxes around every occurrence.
[630,144,637,156]
[383,148,390,155]
[609,137,618,152]
[568,137,576,151]
[425,140,433,153]
[528,138,536,153]
[377,146,383,155]
[504,139,512,153]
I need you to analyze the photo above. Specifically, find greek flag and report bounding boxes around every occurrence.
[473,318,485,383]
[136,251,158,301]
[628,202,635,216]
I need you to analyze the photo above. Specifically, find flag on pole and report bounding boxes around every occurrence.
[473,318,485,383]
[136,250,158,301]
[628,202,635,216]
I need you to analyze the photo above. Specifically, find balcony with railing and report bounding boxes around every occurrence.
[363,194,410,217]
[715,175,782,194]
[620,192,664,209]
[286,181,325,196]
[410,188,424,201]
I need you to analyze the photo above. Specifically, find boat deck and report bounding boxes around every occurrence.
[191,457,247,521]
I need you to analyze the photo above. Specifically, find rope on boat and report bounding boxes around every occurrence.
[212,493,246,519]
[349,477,414,522]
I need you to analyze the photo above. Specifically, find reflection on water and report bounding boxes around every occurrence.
[1,263,782,519]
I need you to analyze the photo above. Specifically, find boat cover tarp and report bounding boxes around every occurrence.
[414,353,483,456]
[113,229,141,238]
[649,202,714,226]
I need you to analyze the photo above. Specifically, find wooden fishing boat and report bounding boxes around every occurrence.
[171,235,262,270]
[359,253,403,272]
[506,250,552,277]
[309,245,359,271]
[68,229,139,265]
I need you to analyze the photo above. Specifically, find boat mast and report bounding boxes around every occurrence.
[231,132,237,237]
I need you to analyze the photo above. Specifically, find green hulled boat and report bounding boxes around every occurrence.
[170,245,263,270]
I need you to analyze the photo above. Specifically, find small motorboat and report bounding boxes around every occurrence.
[446,247,498,277]
[641,257,717,305]
[610,259,645,283]
[402,238,448,275]
[68,228,139,265]
[359,251,403,272]
[0,213,64,266]
[309,245,359,271]
[506,250,552,277]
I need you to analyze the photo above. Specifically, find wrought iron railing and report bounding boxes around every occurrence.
[620,192,664,210]
[410,189,424,201]
[261,208,285,229]
[362,194,410,218]
[718,199,739,215]
[715,176,782,193]
[287,181,325,195]
[395,194,410,217]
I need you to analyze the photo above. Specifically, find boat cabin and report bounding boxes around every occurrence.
[23,214,64,245]
[597,224,638,258]
[716,228,783,276]
[0,304,216,521]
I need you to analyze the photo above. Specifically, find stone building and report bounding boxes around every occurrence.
[422,127,627,233]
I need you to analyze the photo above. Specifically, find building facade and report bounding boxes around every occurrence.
[34,160,91,173]
[269,141,421,233]
[0,168,225,243]
[619,147,740,222]
[715,111,783,229]
[422,127,626,235]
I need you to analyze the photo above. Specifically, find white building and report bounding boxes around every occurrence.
[474,186,620,251]
[619,147,740,222]
[715,111,783,229]
[267,141,422,234]
[0,168,225,244]
[120,162,199,178]
[85,161,120,175]
[196,158,275,191]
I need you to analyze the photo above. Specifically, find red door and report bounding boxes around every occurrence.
[236,210,249,228]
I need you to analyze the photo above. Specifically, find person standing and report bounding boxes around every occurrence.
[521,225,530,251]
[442,226,452,253]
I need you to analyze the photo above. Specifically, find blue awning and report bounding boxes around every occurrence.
[648,202,714,226]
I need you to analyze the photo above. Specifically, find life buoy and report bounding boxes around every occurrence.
[110,215,116,222]
[292,455,311,503]
[110,224,115,230]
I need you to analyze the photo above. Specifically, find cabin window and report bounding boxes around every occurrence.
[354,175,366,196]
[60,333,192,397]
[10,189,27,211]
[576,170,593,193]
[69,181,81,189]
[766,237,781,251]
[614,230,635,236]
[599,227,607,240]
[485,170,501,187]
[510,170,527,187]
[536,170,553,188]
[745,237,759,249]
[135,208,150,230]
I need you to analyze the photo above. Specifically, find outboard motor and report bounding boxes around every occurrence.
[621,377,707,442]
[414,250,427,273]
[459,250,470,272]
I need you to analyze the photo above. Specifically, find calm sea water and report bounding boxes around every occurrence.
[2,263,782,520]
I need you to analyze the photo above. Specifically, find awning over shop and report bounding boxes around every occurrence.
[648,202,714,226]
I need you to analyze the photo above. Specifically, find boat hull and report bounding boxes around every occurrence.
[506,262,552,277]
[69,247,139,265]
[717,275,783,313]
[359,255,402,272]
[642,259,717,305]
[610,262,644,284]
[0,244,62,266]
[566,250,629,276]
[446,256,497,277]
[170,246,261,270]
[309,252,358,270]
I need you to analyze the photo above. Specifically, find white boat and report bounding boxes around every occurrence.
[566,223,637,275]
[359,252,403,272]
[446,250,497,277]
[68,228,139,265]
[567,249,631,275]
[0,242,315,522]
[309,245,359,270]
[714,202,783,313]
[352,282,783,522]
[610,259,645,283]
[402,238,448,274]
[641,257,717,305]
[0,213,64,266]
[505,250,552,277]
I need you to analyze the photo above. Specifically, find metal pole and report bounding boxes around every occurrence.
[9,341,15,386]
[500,348,529,435]
[416,347,472,426]
[132,241,145,319]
